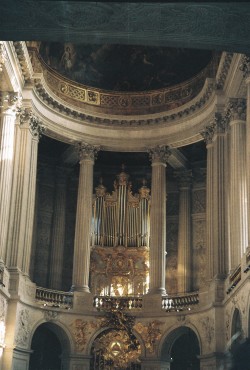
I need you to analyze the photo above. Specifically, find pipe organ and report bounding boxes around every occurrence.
[90,167,150,296]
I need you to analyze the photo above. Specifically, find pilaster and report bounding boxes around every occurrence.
[175,169,192,293]
[0,92,21,264]
[227,98,248,269]
[49,166,69,290]
[148,146,171,295]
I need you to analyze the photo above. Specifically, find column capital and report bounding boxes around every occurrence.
[148,145,171,164]
[77,142,100,163]
[226,98,246,122]
[201,124,215,145]
[19,107,45,139]
[0,42,7,73]
[174,169,193,189]
[239,54,250,79]
[213,112,228,134]
[0,92,22,114]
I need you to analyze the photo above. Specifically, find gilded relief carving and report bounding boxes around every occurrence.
[71,319,99,352]
[134,321,163,353]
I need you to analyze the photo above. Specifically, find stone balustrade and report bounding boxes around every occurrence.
[162,292,199,312]
[35,286,73,309]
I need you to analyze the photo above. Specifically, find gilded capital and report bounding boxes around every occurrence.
[148,145,171,164]
[239,54,250,78]
[226,98,246,122]
[77,142,100,162]
[0,42,7,73]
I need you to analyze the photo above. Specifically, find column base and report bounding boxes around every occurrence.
[143,293,163,313]
[147,287,166,295]
[70,285,90,293]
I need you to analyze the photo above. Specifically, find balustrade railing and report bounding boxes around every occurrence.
[162,292,199,312]
[226,264,241,294]
[94,296,143,311]
[36,286,73,309]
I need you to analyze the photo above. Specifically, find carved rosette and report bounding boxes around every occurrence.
[0,42,7,73]
[0,92,22,114]
[77,142,100,163]
[148,145,171,165]
[239,54,250,79]
[226,98,246,122]
[19,107,45,139]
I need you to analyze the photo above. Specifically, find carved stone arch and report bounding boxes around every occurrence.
[28,318,73,355]
[231,307,243,340]
[159,325,201,361]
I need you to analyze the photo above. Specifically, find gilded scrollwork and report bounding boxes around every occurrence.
[134,320,163,353]
[70,319,100,352]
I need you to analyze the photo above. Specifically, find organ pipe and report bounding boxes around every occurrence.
[92,168,150,248]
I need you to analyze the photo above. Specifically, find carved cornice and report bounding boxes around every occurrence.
[13,42,34,83]
[148,145,171,164]
[20,107,45,139]
[34,78,216,127]
[0,42,7,73]
[216,52,234,90]
[239,54,250,78]
[77,142,100,162]
[226,98,246,121]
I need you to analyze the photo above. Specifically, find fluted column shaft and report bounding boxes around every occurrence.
[148,146,170,295]
[176,170,192,293]
[6,108,44,274]
[202,125,215,280]
[49,167,68,290]
[72,143,99,292]
[240,57,250,250]
[228,100,247,268]
[0,92,20,263]
[213,114,228,277]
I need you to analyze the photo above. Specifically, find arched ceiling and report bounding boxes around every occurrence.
[0,2,250,54]
[39,42,212,91]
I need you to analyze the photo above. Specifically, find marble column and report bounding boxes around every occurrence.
[0,92,20,264]
[175,170,192,293]
[71,143,99,293]
[148,146,170,295]
[201,124,215,280]
[240,56,250,252]
[49,167,69,290]
[227,98,248,269]
[6,108,44,274]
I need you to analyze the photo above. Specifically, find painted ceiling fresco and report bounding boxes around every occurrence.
[39,42,212,92]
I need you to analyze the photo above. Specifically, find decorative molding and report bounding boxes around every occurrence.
[0,42,7,73]
[134,321,163,354]
[239,54,250,78]
[200,124,215,145]
[15,309,31,347]
[13,42,33,83]
[216,52,234,90]
[34,78,216,127]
